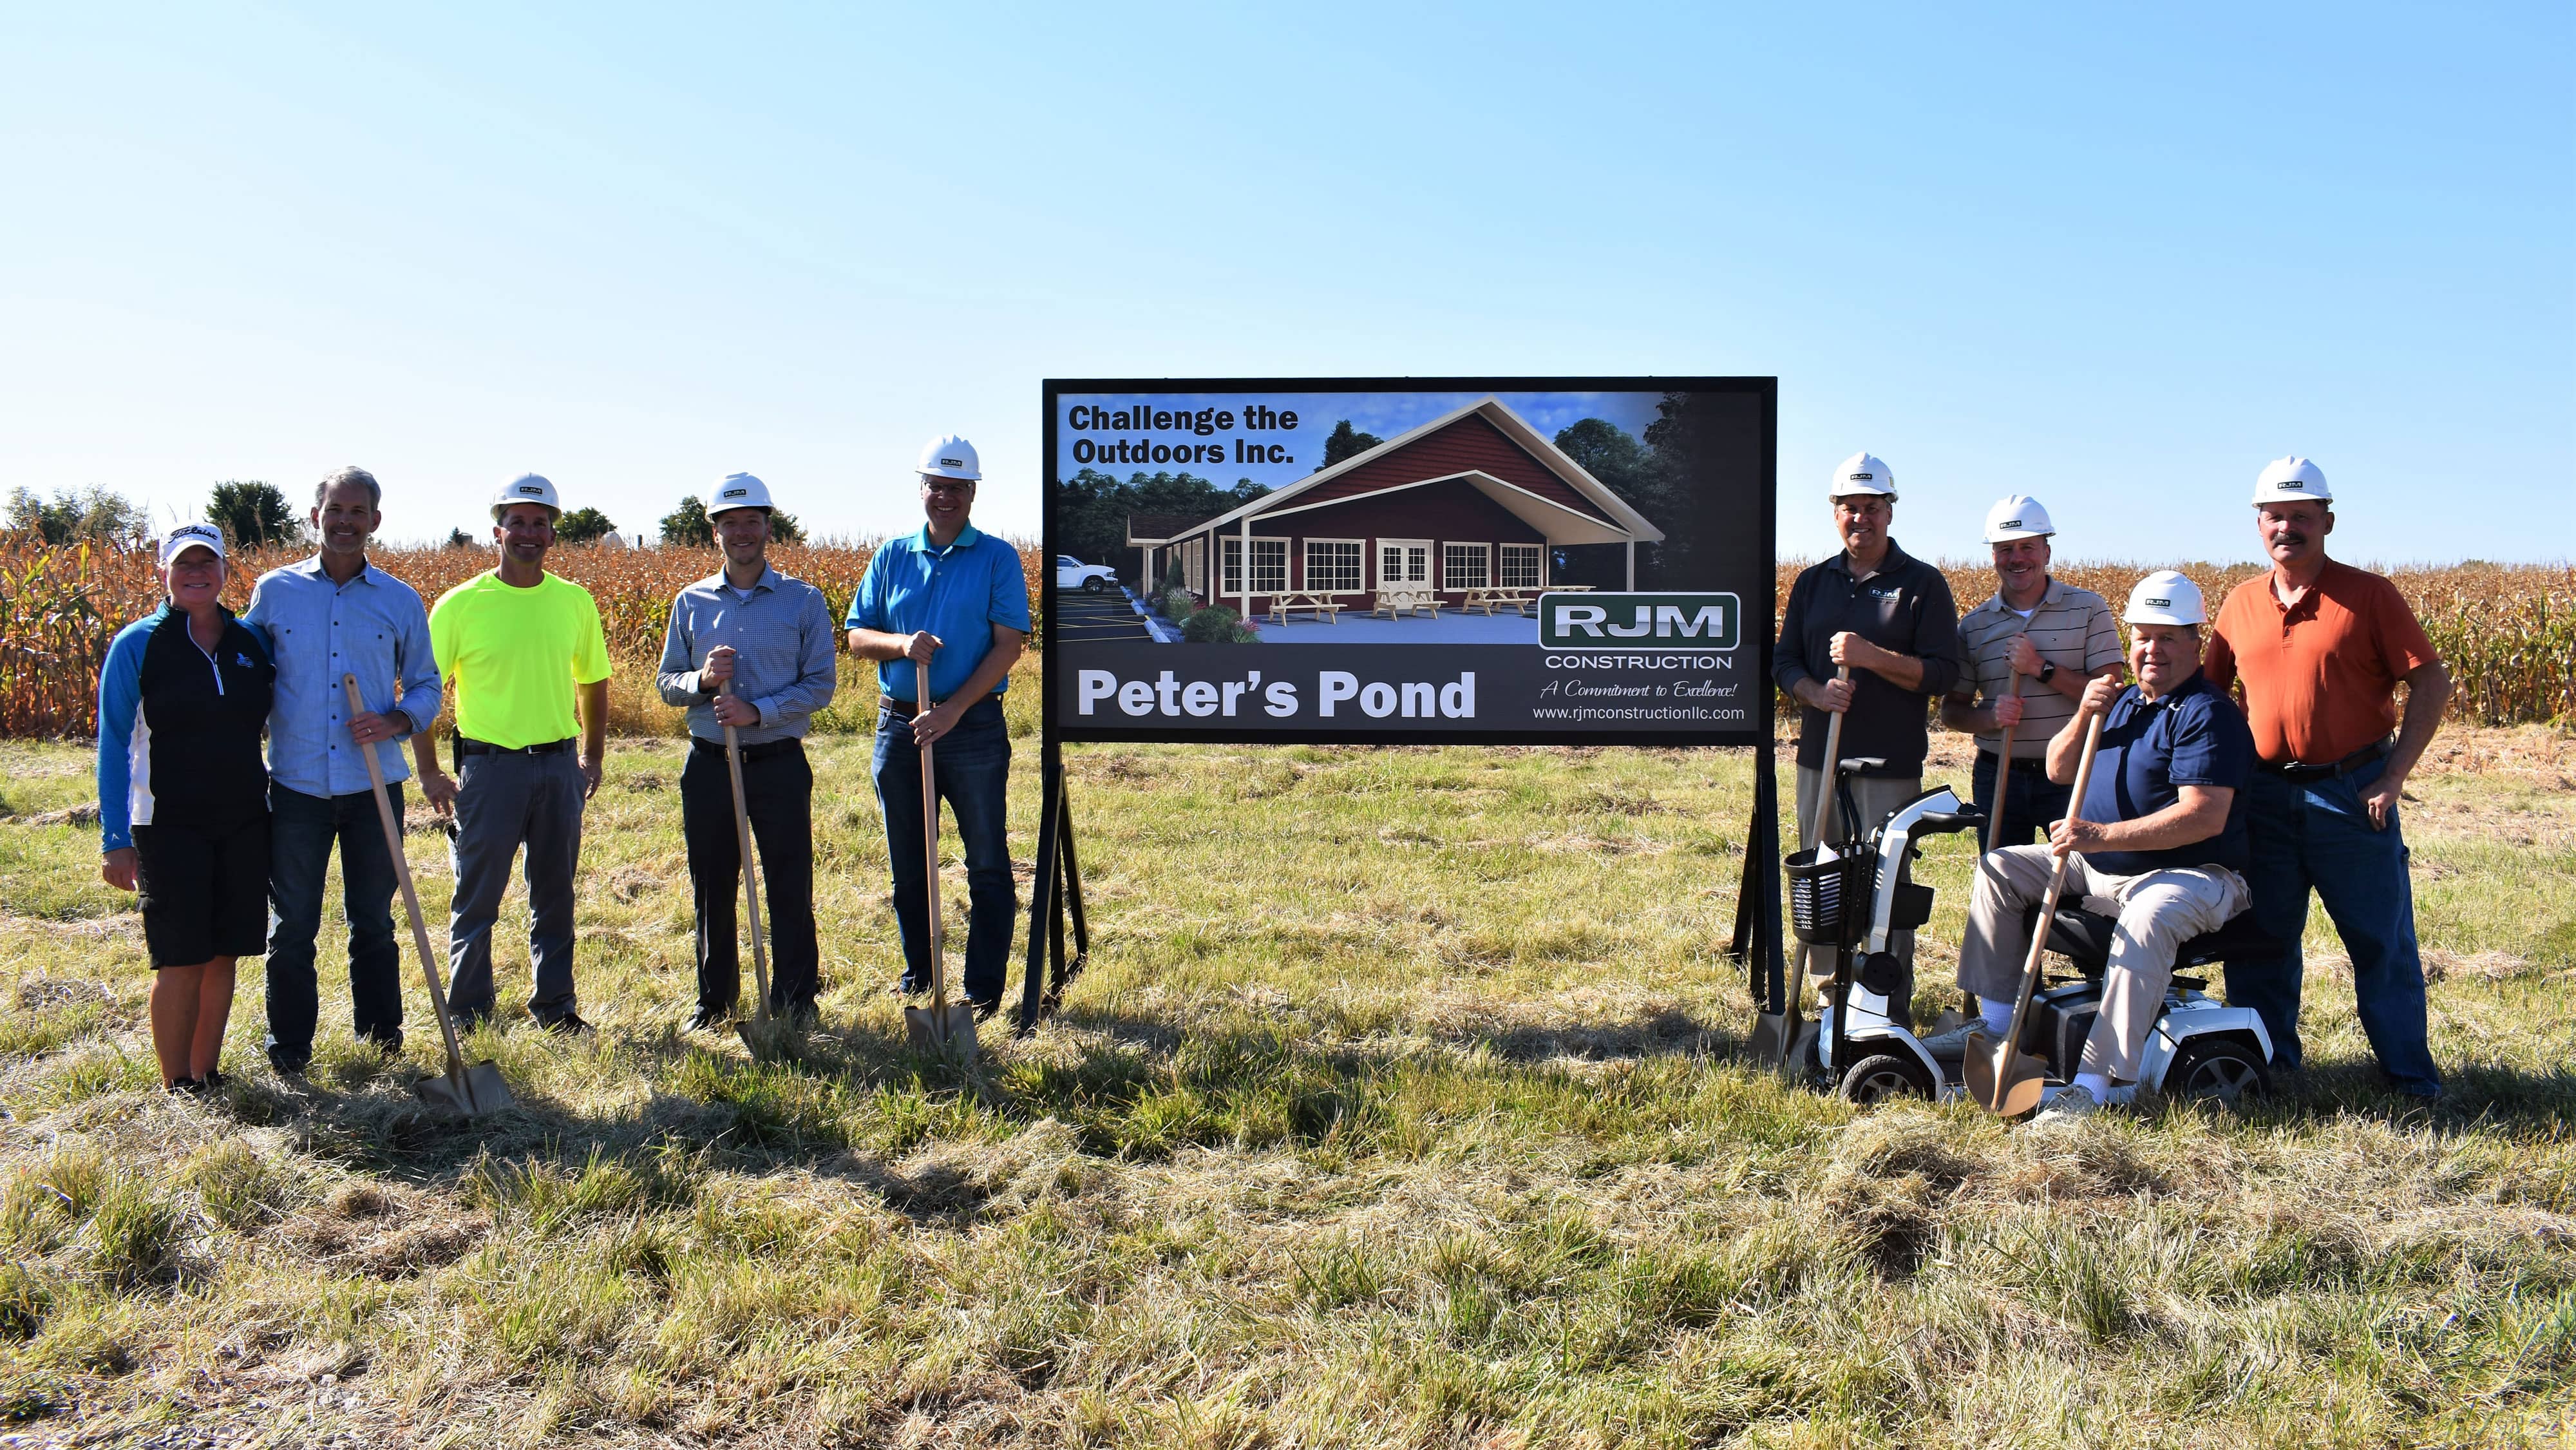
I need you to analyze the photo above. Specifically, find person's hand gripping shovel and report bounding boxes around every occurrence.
[902,659,979,1061]
[343,675,515,1116]
[1751,665,1849,1074]
[719,676,797,1063]
[1964,709,2105,1117]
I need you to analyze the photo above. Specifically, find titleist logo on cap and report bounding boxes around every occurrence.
[173,524,218,540]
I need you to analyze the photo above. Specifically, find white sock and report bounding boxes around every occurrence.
[1979,998,2016,1035]
[2073,1071,2114,1100]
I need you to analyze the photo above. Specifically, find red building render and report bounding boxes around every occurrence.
[1128,396,1663,618]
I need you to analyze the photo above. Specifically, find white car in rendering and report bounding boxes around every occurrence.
[1056,556,1119,593]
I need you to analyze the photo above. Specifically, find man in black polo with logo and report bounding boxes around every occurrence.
[1772,452,1962,1020]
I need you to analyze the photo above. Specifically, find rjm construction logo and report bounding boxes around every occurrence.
[1539,592,1741,650]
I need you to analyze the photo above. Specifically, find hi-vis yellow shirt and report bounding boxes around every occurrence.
[428,572,613,748]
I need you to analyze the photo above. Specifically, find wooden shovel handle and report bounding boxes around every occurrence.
[1983,711,2106,1111]
[343,674,471,1091]
[1987,671,2024,854]
[917,659,949,1027]
[720,678,773,1025]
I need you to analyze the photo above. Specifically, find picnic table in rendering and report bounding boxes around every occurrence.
[1267,591,1343,625]
[1461,587,1539,616]
[1370,587,1440,620]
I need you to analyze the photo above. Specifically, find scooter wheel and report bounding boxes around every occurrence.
[1836,1051,1935,1105]
[2161,1036,2269,1105]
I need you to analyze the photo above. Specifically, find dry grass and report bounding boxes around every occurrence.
[0,659,2570,1445]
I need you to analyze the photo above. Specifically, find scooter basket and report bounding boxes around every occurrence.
[1785,847,1874,947]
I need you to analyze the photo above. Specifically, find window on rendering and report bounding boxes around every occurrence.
[1306,539,1363,593]
[1498,543,1544,589]
[1443,542,1490,590]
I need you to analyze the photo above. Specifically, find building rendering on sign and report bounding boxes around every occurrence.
[1125,397,1665,622]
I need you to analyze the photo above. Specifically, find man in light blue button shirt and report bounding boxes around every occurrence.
[845,434,1030,1013]
[656,472,840,1030]
[241,466,442,1075]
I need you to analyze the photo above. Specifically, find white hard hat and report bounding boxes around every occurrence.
[2252,455,2331,506]
[2124,569,2207,627]
[1984,493,2054,542]
[1830,452,1895,498]
[158,521,226,567]
[491,473,561,520]
[708,472,772,515]
[917,435,981,482]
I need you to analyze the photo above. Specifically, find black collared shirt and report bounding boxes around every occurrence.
[1773,539,1962,776]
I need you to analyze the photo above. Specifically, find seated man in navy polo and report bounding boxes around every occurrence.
[844,434,1031,1014]
[1934,571,2257,1123]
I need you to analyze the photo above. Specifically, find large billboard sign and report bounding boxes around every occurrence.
[1043,377,1774,746]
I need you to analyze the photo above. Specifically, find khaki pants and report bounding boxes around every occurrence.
[1794,767,1922,1002]
[1957,846,2248,1080]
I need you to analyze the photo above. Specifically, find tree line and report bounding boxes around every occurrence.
[3,482,805,551]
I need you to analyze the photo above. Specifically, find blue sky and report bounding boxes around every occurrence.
[1,3,2566,564]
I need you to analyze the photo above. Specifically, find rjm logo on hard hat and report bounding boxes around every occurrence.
[941,457,965,468]
[2146,596,2172,608]
[1540,592,1740,651]
[1850,472,1874,482]
[2000,519,2022,529]
[721,488,747,499]
[516,484,544,495]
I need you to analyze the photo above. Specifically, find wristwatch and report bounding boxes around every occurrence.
[2038,662,2058,685]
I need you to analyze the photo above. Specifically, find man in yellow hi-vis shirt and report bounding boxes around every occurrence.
[419,474,613,1034]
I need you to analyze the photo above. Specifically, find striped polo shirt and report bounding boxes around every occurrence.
[1951,577,2123,759]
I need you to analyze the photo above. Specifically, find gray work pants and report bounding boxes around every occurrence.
[446,749,586,1022]
[1794,767,1922,998]
[1957,845,2247,1080]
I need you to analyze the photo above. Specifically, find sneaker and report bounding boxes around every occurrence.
[2031,1083,2101,1126]
[536,1011,594,1038]
[165,1077,200,1096]
[199,1069,227,1092]
[683,1006,729,1033]
[1918,1023,1989,1060]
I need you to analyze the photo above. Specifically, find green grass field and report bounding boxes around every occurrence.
[0,665,2569,1447]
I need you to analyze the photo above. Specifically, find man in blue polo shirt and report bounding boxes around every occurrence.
[1940,571,2257,1123]
[844,434,1030,1013]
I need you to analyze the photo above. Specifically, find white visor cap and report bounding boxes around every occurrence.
[158,522,227,567]
[918,434,982,482]
[2253,455,2331,506]
[1830,452,1895,498]
[491,473,561,520]
[709,472,773,516]
[1984,493,2054,542]
[2124,569,2207,627]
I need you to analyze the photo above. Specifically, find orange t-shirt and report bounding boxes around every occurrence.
[2204,560,2439,766]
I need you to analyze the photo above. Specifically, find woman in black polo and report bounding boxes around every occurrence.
[96,524,275,1092]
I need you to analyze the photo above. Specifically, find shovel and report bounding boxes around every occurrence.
[1964,711,2105,1116]
[1987,670,2023,853]
[721,681,797,1062]
[1754,665,1851,1073]
[902,661,978,1059]
[343,675,515,1116]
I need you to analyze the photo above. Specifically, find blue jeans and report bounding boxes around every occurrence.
[446,749,585,1023]
[2225,759,2442,1096]
[872,698,1014,1003]
[265,783,406,1065]
[1970,749,2074,850]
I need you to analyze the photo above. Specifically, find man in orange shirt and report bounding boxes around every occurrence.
[2204,457,2450,1099]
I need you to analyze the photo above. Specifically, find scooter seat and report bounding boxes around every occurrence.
[2032,904,2285,975]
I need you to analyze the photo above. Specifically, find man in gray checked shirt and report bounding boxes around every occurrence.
[656,473,839,1030]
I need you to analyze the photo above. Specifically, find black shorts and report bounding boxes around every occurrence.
[133,816,270,968]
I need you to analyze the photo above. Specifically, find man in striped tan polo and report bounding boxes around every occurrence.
[1940,494,2125,847]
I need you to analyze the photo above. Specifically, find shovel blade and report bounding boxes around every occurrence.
[904,1002,980,1058]
[416,1061,516,1116]
[1746,1009,1793,1067]
[735,1016,800,1063]
[1962,1036,2049,1116]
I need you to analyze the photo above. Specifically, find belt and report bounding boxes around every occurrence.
[2259,738,2391,784]
[878,692,1001,719]
[692,736,804,761]
[455,736,575,758]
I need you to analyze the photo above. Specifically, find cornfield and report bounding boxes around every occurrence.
[2,540,2565,738]
[0,539,1046,738]
[1773,558,2576,729]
